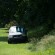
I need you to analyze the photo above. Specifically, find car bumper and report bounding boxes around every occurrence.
[8,35,28,42]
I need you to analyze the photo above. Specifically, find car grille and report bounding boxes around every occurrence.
[13,35,22,38]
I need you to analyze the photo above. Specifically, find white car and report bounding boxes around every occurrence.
[8,26,28,43]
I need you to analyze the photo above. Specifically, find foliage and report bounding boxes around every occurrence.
[0,0,55,28]
[5,20,18,29]
[31,36,55,55]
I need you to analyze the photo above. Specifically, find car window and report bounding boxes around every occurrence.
[16,26,27,34]
[21,28,23,32]
[16,27,20,32]
[16,26,23,32]
[17,28,20,32]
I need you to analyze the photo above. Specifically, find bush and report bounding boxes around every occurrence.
[27,24,53,51]
[5,20,18,29]
[28,25,50,41]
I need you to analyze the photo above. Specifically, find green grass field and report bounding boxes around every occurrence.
[0,28,37,55]
[0,28,55,55]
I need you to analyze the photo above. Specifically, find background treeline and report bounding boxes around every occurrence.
[0,0,55,39]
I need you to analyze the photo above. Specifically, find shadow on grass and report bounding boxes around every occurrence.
[11,41,29,44]
[3,29,8,30]
[0,28,8,30]
[0,36,8,42]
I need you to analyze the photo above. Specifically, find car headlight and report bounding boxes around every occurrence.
[8,35,13,38]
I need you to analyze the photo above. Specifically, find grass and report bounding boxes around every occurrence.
[0,28,36,55]
[0,28,55,55]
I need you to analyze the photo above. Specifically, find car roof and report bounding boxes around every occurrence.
[10,26,25,29]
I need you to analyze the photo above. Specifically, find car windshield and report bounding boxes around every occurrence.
[16,26,27,34]
[16,26,24,33]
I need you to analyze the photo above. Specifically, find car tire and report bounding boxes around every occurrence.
[8,38,12,44]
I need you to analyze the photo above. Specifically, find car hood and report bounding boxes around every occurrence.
[9,32,22,35]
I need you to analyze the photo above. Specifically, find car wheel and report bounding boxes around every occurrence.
[8,38,12,44]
